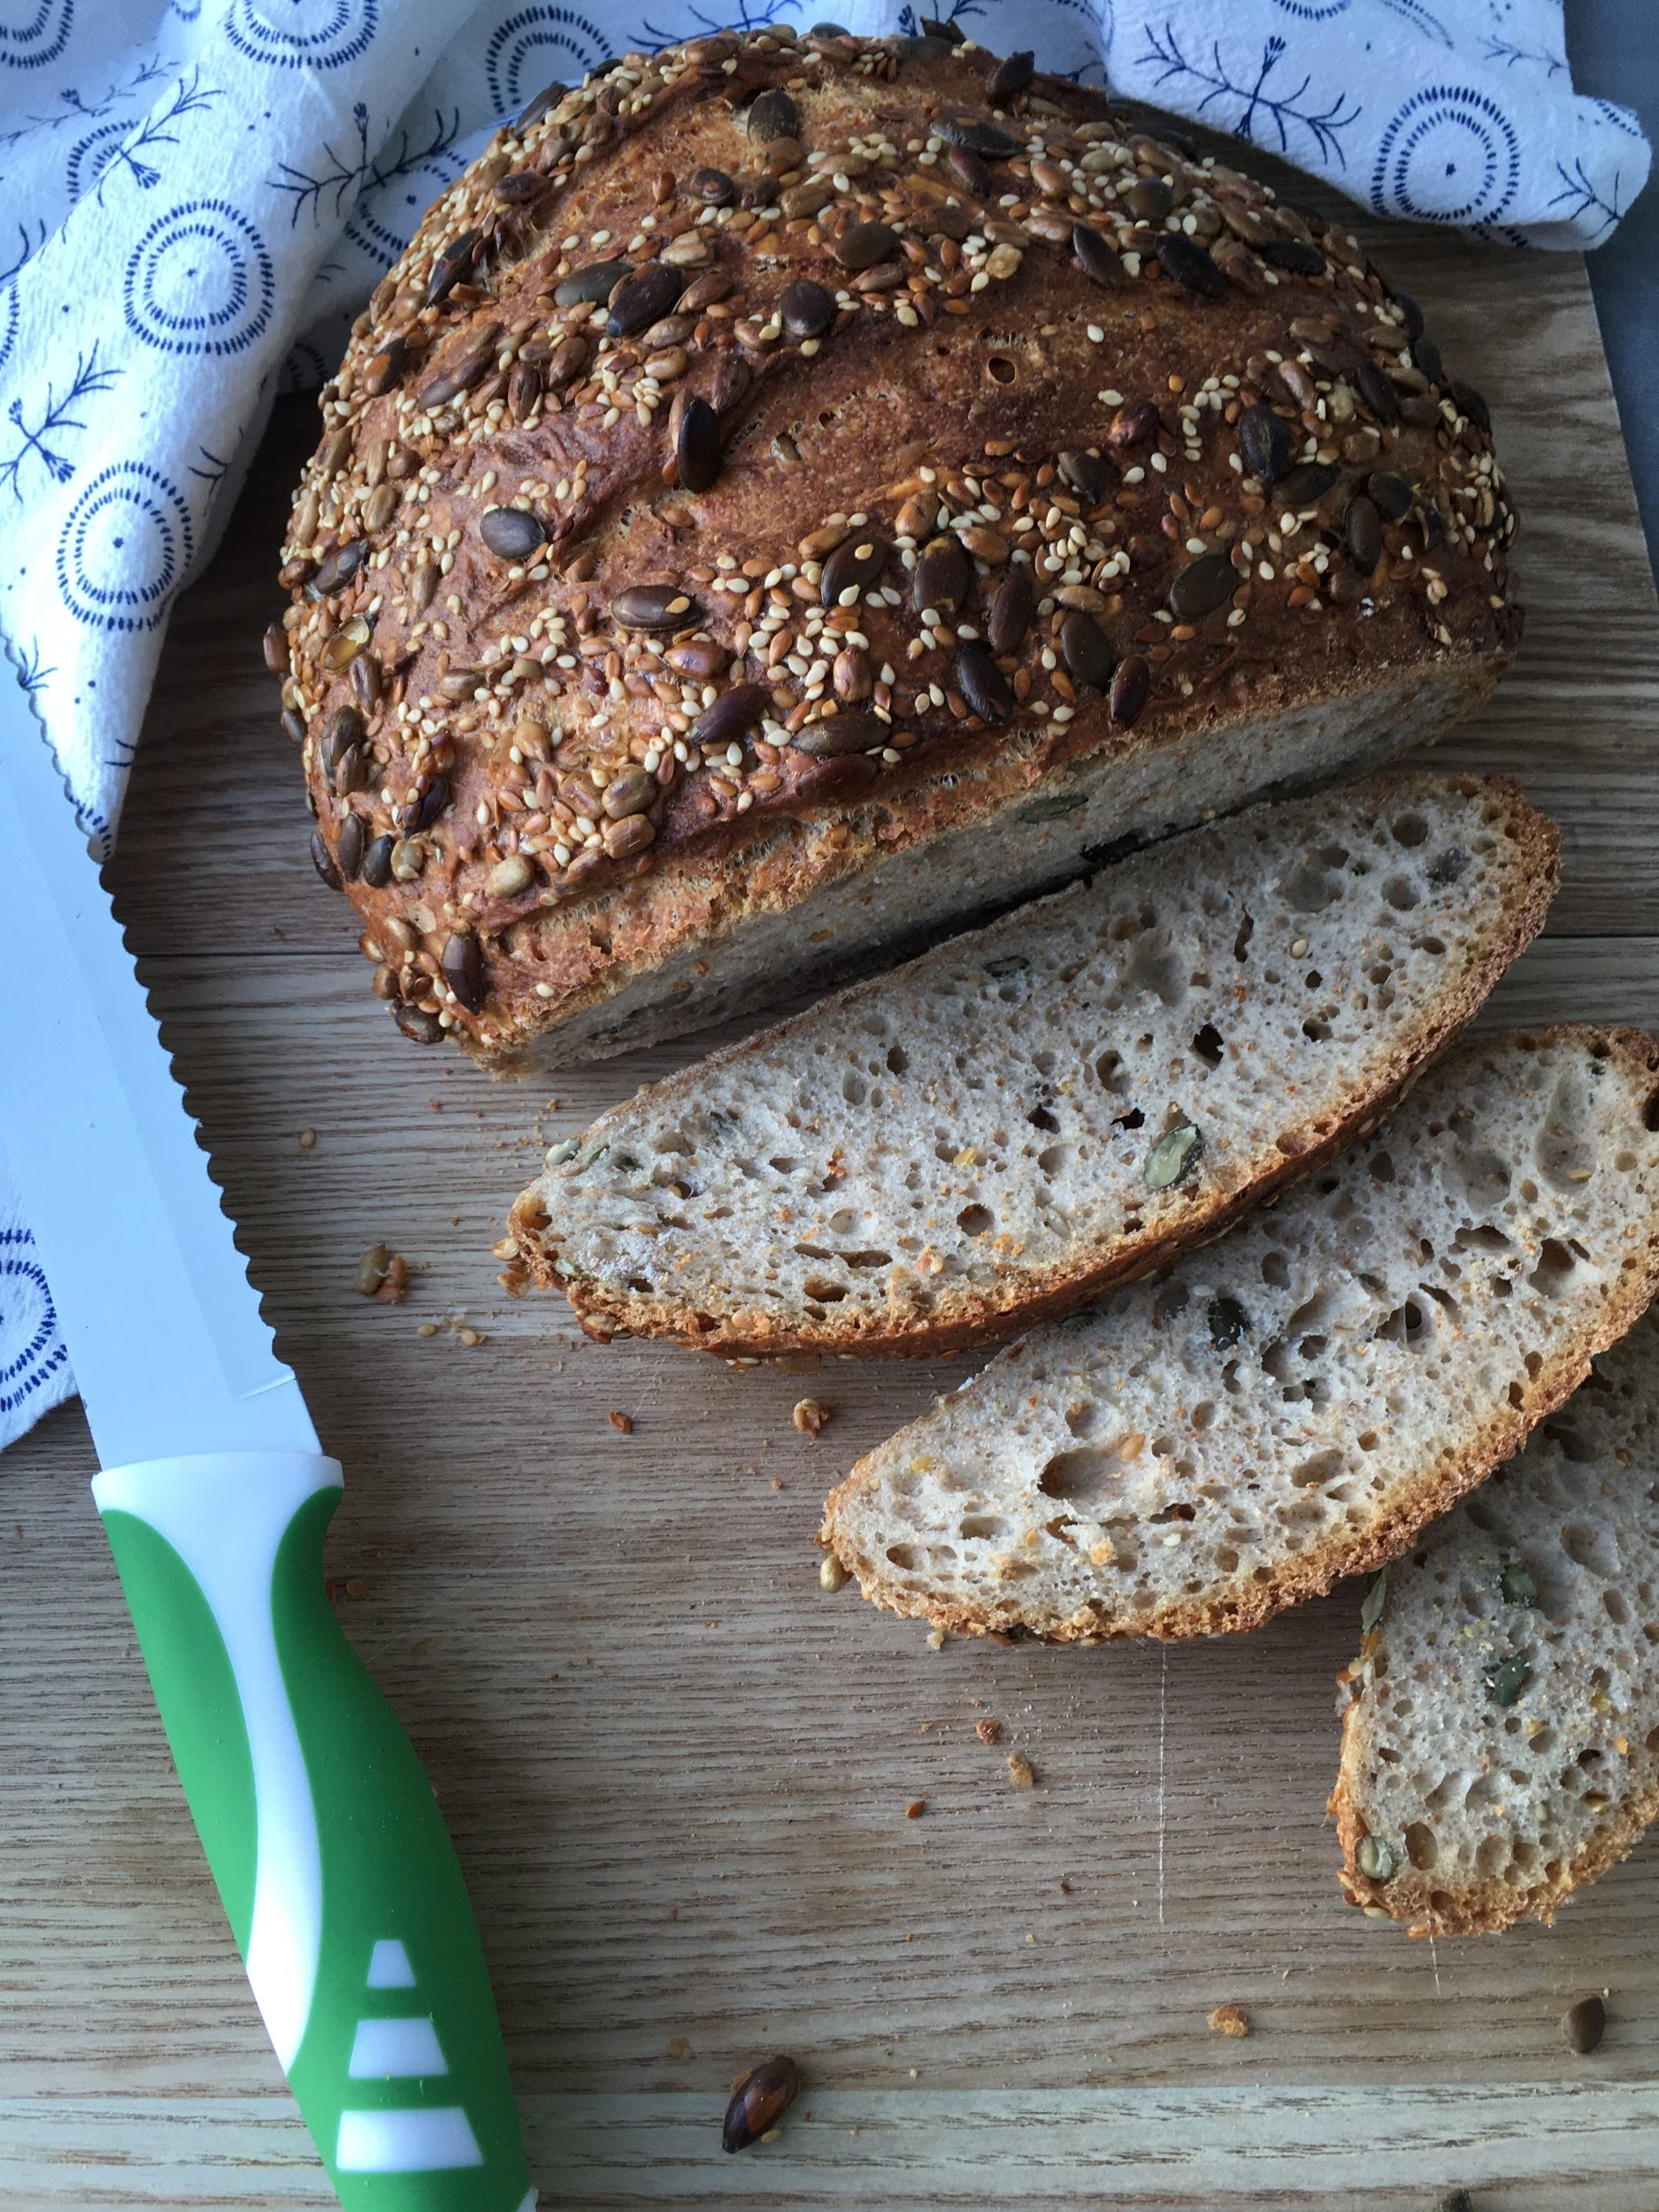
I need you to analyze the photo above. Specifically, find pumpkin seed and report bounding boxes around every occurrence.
[1144,1121,1202,1190]
[1346,492,1383,571]
[335,813,365,880]
[514,78,566,132]
[1500,1562,1537,1608]
[495,170,552,205]
[723,2055,801,2154]
[689,166,736,205]
[1108,396,1160,448]
[1427,845,1469,886]
[480,506,546,560]
[820,533,887,605]
[987,49,1033,99]
[310,830,342,890]
[987,565,1033,654]
[1263,236,1325,275]
[1072,223,1125,288]
[441,932,484,1014]
[1110,654,1149,727]
[323,703,365,772]
[1168,553,1235,621]
[1356,1834,1398,1881]
[792,710,885,757]
[937,115,1019,157]
[609,260,685,339]
[554,257,628,308]
[677,396,721,493]
[1412,334,1444,383]
[1057,449,1110,506]
[1238,403,1291,483]
[914,534,971,613]
[394,1003,444,1045]
[1156,234,1227,300]
[1060,610,1114,690]
[1452,380,1492,434]
[957,641,1012,722]
[1563,1995,1607,2056]
[1369,468,1414,519]
[323,614,371,672]
[746,86,798,142]
[1274,460,1340,507]
[691,683,769,749]
[426,227,480,305]
[780,277,836,339]
[835,219,898,271]
[1485,1654,1532,1707]
[1354,358,1402,426]
[1360,1569,1388,1633]
[311,538,367,595]
[1129,177,1173,222]
[361,833,395,888]
[945,144,992,196]
[1209,1296,1249,1350]
[362,336,409,396]
[613,582,702,629]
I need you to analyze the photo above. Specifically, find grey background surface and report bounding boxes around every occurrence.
[1568,0,1659,579]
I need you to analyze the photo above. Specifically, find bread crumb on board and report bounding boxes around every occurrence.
[1208,2004,1251,2039]
[976,1717,1000,1746]
[608,1409,634,1434]
[792,1398,830,1436]
[1007,1751,1035,1790]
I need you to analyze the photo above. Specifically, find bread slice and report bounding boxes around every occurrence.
[1331,1303,1659,1935]
[820,1027,1659,1641]
[509,774,1556,1357]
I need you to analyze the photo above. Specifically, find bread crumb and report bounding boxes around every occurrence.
[1007,1751,1035,1790]
[926,1627,947,1650]
[793,1398,830,1435]
[416,1321,438,1338]
[1208,2004,1250,2038]
[609,1409,634,1434]
[818,1554,850,1593]
[354,1244,408,1302]
[296,1128,317,1151]
[976,1718,1000,1745]
[905,1799,926,1819]
[457,1325,485,1346]
[666,2036,689,2059]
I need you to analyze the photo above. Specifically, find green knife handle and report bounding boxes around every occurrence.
[94,1453,533,2211]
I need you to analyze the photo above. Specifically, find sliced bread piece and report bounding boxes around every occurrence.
[509,774,1557,1358]
[1331,1304,1659,1935]
[820,1028,1659,1642]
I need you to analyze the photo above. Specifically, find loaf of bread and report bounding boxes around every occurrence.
[280,25,1520,1068]
[820,1029,1659,1641]
[1333,1305,1659,1935]
[508,773,1556,1356]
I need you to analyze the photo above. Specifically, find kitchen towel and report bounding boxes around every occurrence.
[0,0,1648,1452]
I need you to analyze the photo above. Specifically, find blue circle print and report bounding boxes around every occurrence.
[1270,1,1353,16]
[1371,86,1521,225]
[484,7,615,119]
[225,0,378,68]
[0,287,19,374]
[124,199,275,357]
[0,1240,68,1423]
[57,462,195,633]
[0,0,74,72]
[66,119,133,202]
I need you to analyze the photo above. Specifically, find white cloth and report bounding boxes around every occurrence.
[0,0,1647,1452]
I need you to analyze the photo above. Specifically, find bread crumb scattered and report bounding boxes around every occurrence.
[793,1398,830,1436]
[354,1244,408,1302]
[926,1627,947,1650]
[1208,2004,1250,2038]
[609,1409,634,1434]
[905,1799,926,1819]
[297,1128,317,1151]
[457,1325,486,1347]
[416,1321,438,1338]
[1007,1751,1035,1790]
[818,1554,850,1593]
[976,1718,1000,1746]
[666,2036,690,2060]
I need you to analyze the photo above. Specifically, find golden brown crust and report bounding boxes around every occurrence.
[818,1026,1659,1643]
[280,26,1519,1058]
[508,772,1558,1357]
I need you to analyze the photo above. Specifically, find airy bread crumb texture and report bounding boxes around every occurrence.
[821,1027,1659,1641]
[512,773,1555,1353]
[1333,1302,1659,1935]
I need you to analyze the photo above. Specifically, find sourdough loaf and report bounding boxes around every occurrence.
[820,1029,1659,1641]
[1333,1304,1659,1935]
[280,25,1520,1068]
[508,774,1556,1356]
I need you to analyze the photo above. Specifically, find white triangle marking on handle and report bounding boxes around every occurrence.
[348,2015,449,2079]
[365,1938,417,1989]
[335,2106,484,2172]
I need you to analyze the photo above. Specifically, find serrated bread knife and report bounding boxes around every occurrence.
[0,654,534,2210]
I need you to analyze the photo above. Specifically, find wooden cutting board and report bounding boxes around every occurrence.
[4,148,1659,2209]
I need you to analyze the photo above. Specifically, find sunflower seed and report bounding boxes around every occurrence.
[361,833,395,888]
[362,336,409,396]
[508,362,541,422]
[723,2055,801,2154]
[835,219,898,271]
[311,539,368,595]
[514,78,567,132]
[1059,609,1114,689]
[1356,1834,1398,1881]
[426,227,481,305]
[1215,194,1273,247]
[710,352,751,415]
[1156,234,1227,300]
[411,774,450,833]
[495,170,553,205]
[747,86,798,142]
[691,683,770,749]
[603,810,656,858]
[1072,222,1125,288]
[945,144,993,196]
[1238,403,1291,483]
[677,396,721,493]
[1354,357,1402,426]
[1108,396,1160,448]
[554,257,628,309]
[1144,1121,1202,1189]
[364,481,398,531]
[1369,468,1414,519]
[1168,552,1235,620]
[1563,1995,1607,2056]
[1485,1654,1532,1707]
[546,331,590,389]
[913,534,971,613]
[603,766,657,819]
[614,582,702,630]
[820,533,887,605]
[1346,492,1382,570]
[780,277,836,338]
[480,506,547,560]
[440,932,484,1013]
[689,165,737,204]
[987,49,1033,99]
[793,710,885,756]
[310,830,342,890]
[1499,1561,1538,1608]
[1263,236,1325,275]
[491,849,535,894]
[262,621,288,674]
[609,261,686,339]
[957,640,1012,721]
[987,565,1033,654]
[1110,654,1149,726]
[1274,460,1340,507]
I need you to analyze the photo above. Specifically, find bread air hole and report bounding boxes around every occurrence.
[1038,1448,1125,1507]
[1405,1821,1439,1870]
[1393,812,1429,847]
[958,1204,995,1237]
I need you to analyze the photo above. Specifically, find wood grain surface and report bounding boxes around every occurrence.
[3,163,1659,2210]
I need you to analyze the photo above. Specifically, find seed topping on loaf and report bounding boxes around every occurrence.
[280,25,1521,1051]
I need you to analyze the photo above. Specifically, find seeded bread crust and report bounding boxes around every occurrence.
[820,1028,1659,1643]
[1330,1307,1659,1937]
[280,25,1518,1064]
[507,772,1558,1356]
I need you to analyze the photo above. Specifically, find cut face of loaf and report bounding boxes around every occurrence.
[1333,1305,1659,1935]
[510,774,1557,1356]
[821,1028,1659,1641]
